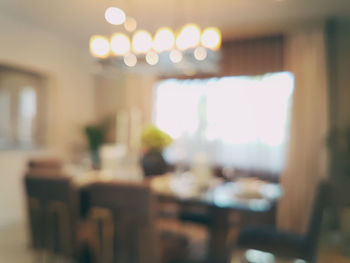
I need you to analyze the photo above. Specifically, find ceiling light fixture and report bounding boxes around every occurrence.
[90,35,110,58]
[105,7,126,25]
[176,23,201,51]
[123,53,137,67]
[146,51,159,65]
[124,16,137,32]
[90,8,222,69]
[153,27,175,52]
[132,30,153,54]
[169,49,183,63]
[194,46,207,61]
[110,33,130,55]
[201,27,222,50]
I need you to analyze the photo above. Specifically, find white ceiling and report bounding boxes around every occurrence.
[0,0,349,46]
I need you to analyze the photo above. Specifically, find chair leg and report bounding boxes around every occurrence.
[48,253,58,263]
[31,250,43,263]
[41,250,50,263]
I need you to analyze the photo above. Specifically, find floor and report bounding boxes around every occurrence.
[0,223,37,263]
[0,222,349,263]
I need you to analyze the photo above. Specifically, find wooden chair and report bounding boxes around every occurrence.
[82,181,188,263]
[24,170,78,262]
[235,180,329,263]
[27,157,63,170]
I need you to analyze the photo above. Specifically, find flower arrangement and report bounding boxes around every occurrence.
[141,124,172,152]
[84,125,105,151]
[83,122,106,169]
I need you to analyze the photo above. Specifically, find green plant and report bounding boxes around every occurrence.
[84,124,105,151]
[84,123,106,169]
[141,125,172,151]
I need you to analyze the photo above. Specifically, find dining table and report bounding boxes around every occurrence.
[69,169,282,263]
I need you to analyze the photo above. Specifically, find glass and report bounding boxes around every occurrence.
[153,173,282,212]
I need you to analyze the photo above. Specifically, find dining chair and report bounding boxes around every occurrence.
[235,180,329,263]
[24,170,78,262]
[81,181,188,263]
[27,157,63,170]
[178,205,210,225]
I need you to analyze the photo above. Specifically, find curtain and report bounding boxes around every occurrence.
[221,35,284,76]
[277,26,329,233]
[154,72,294,173]
[159,35,284,80]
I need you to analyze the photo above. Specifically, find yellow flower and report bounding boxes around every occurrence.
[141,125,172,151]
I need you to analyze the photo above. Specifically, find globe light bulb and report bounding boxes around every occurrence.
[124,16,137,32]
[124,53,137,67]
[194,46,207,61]
[105,7,126,25]
[153,27,175,52]
[146,51,159,65]
[201,27,222,50]
[132,30,153,54]
[169,49,183,63]
[176,23,201,50]
[110,33,130,56]
[90,35,110,58]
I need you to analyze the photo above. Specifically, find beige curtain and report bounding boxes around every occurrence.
[221,35,284,76]
[277,26,329,233]
[162,35,285,80]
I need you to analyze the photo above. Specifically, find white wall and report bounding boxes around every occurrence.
[94,71,156,138]
[0,14,96,155]
[0,150,54,226]
[124,73,155,124]
[0,14,96,226]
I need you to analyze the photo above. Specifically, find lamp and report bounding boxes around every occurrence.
[90,6,222,69]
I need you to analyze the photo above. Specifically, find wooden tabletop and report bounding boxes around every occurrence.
[70,170,282,213]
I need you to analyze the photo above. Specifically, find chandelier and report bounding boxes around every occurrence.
[89,6,222,69]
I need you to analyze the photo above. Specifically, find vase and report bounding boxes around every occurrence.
[90,150,101,170]
[141,150,168,177]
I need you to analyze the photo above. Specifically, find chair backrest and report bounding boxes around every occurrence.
[24,171,76,257]
[27,157,63,170]
[84,181,159,263]
[304,179,329,261]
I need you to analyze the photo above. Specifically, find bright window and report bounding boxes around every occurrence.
[153,72,294,173]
